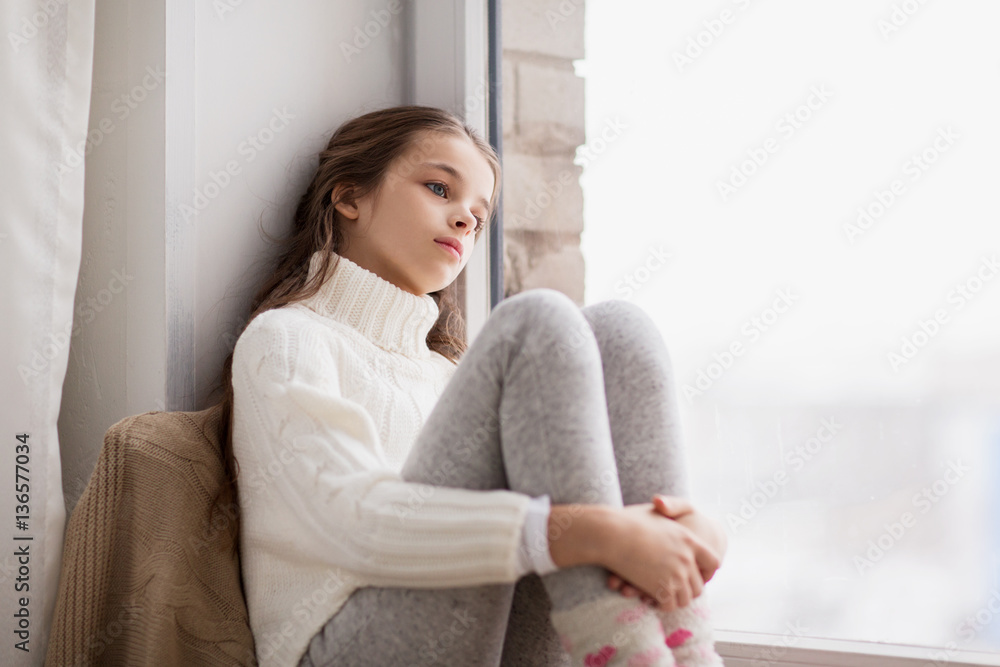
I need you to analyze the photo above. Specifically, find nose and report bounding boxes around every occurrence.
[453,213,476,235]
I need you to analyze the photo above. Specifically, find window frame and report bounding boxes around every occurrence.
[406,0,497,343]
[717,630,1000,666]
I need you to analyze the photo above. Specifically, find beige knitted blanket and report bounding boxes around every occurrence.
[44,404,256,666]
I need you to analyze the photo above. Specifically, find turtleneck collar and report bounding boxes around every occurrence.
[297,251,441,358]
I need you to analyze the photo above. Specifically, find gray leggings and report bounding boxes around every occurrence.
[298,288,690,667]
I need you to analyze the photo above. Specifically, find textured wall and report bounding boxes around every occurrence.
[501,0,586,304]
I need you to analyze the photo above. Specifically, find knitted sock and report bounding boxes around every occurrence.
[654,596,724,667]
[550,594,676,667]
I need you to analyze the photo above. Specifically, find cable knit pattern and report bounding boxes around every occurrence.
[232,251,535,667]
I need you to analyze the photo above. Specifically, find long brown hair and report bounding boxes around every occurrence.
[208,105,502,546]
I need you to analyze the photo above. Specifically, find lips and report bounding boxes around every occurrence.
[435,238,463,260]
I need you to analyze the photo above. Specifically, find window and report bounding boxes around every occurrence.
[575,0,1000,662]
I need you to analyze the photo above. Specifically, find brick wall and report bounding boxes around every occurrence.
[501,0,586,304]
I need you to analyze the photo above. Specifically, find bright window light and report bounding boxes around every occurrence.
[581,0,1000,653]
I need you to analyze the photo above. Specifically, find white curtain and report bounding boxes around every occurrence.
[0,0,96,664]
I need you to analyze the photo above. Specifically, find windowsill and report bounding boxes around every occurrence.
[717,630,1000,666]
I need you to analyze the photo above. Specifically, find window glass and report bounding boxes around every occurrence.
[578,0,1000,653]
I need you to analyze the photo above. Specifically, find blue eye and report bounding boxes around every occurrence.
[428,181,486,233]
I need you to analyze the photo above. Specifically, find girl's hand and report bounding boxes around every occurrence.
[606,572,654,605]
[652,494,728,577]
[606,494,726,607]
[600,500,720,613]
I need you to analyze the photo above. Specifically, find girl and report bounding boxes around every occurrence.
[215,105,728,667]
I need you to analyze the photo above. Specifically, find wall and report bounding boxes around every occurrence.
[56,0,582,515]
[501,0,586,303]
[58,0,408,515]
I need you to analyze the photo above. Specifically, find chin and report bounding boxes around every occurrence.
[429,281,452,294]
[430,277,457,294]
[430,268,460,292]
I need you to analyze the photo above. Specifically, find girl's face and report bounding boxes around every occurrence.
[334,131,495,296]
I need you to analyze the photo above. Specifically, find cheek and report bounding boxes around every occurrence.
[406,193,434,219]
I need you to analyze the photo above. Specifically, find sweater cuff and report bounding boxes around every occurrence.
[516,494,559,576]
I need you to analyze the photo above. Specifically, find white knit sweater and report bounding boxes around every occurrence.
[232,251,556,667]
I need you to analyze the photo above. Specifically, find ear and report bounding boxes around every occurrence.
[331,183,360,220]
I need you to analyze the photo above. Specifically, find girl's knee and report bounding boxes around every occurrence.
[500,287,577,311]
[584,299,672,356]
[493,289,593,352]
[583,298,654,332]
[494,288,581,325]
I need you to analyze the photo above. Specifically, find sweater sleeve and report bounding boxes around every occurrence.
[232,312,536,589]
[518,494,559,576]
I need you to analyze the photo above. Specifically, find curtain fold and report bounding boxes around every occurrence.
[0,0,97,663]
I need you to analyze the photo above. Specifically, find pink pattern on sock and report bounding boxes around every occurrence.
[665,628,693,648]
[627,645,666,666]
[559,633,573,653]
[584,645,617,667]
[615,603,649,624]
[694,605,711,620]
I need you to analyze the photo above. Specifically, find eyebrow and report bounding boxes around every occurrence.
[419,161,491,215]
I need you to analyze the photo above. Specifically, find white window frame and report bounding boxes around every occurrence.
[717,631,999,666]
[409,2,1000,665]
[407,0,493,343]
